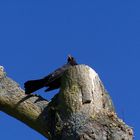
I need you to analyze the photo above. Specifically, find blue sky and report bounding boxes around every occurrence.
[0,0,139,139]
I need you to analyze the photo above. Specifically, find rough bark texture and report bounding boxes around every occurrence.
[0,65,133,140]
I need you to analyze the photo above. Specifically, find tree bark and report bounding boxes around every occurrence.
[0,65,133,140]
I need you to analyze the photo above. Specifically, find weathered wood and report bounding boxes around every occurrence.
[46,65,133,140]
[0,65,133,140]
[0,66,49,138]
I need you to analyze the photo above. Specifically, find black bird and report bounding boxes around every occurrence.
[24,55,78,94]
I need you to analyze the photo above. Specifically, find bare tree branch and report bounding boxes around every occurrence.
[0,65,133,140]
[0,66,49,138]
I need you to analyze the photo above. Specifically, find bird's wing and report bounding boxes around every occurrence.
[43,64,71,86]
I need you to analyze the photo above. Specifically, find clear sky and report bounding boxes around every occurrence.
[0,0,139,139]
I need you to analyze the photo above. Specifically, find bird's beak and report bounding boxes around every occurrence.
[68,54,72,59]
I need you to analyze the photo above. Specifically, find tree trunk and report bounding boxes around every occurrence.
[0,65,133,140]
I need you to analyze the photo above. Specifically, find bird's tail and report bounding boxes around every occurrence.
[24,79,45,94]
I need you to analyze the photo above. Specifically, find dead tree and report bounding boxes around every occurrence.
[0,65,133,140]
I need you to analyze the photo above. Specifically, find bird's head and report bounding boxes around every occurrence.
[67,55,78,65]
